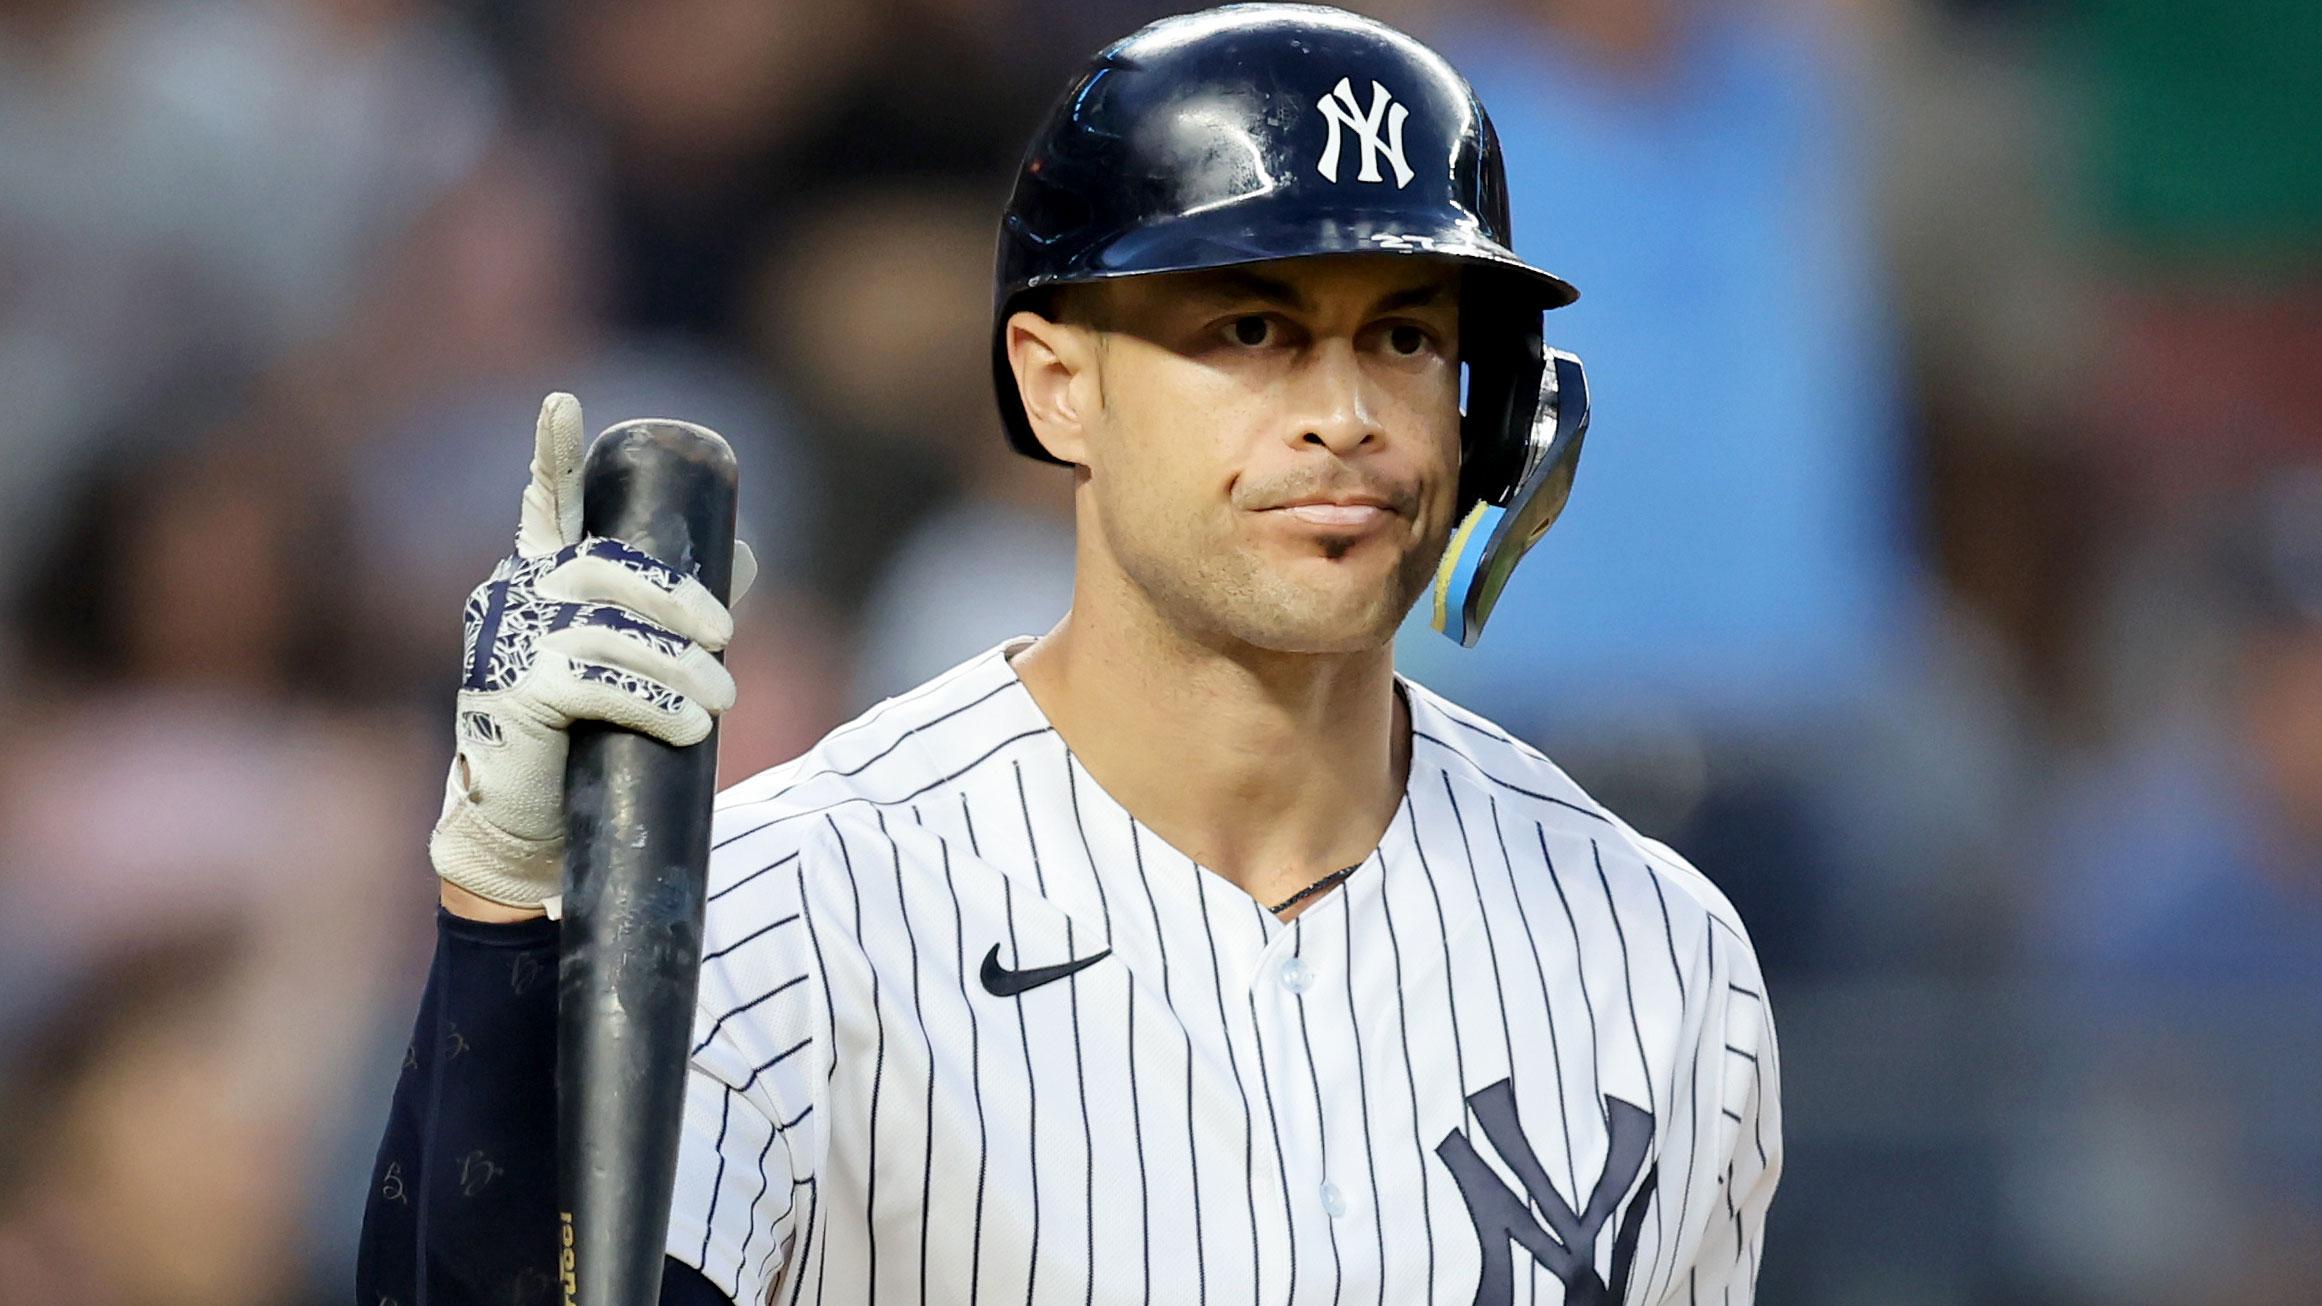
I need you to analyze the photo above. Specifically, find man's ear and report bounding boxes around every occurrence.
[1005,308,1099,466]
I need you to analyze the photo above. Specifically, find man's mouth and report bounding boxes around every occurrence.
[1271,502,1393,528]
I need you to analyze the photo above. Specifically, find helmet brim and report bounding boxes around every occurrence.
[1015,204,1577,310]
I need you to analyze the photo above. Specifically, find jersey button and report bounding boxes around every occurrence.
[1321,1180,1348,1218]
[1279,957,1315,993]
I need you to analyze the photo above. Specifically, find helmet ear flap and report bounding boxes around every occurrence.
[1435,298,1593,647]
[1456,277,1549,515]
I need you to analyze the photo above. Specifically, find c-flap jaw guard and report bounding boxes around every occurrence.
[1431,350,1592,647]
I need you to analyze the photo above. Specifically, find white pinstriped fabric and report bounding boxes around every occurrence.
[665,637,1780,1305]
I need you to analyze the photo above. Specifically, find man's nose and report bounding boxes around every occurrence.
[1286,338,1381,454]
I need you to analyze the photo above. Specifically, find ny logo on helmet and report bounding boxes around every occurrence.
[1316,77,1415,188]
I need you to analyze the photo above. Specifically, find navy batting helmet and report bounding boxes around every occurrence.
[992,3,1592,645]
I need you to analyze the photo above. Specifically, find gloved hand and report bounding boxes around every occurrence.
[429,393,757,909]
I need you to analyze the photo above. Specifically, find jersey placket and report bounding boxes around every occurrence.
[1237,792,1421,1304]
[1249,896,1354,1306]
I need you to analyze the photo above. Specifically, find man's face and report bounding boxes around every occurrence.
[1021,255,1466,655]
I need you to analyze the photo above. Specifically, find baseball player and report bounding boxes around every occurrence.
[359,6,1781,1305]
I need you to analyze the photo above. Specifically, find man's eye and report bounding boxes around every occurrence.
[1388,324,1430,356]
[1228,315,1273,347]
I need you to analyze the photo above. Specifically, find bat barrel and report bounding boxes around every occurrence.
[559,419,739,1306]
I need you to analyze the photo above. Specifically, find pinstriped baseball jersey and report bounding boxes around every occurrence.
[664,636,1780,1305]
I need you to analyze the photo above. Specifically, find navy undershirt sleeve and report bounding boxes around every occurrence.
[356,909,733,1305]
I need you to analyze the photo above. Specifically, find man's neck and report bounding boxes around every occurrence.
[1008,597,1410,913]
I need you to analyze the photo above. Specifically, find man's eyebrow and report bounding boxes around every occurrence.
[1186,268,1312,311]
[1369,282,1449,314]
[1181,269,1452,315]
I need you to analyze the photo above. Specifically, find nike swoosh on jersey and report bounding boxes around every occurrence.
[979,943,1112,996]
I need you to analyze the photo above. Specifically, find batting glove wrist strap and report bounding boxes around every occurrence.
[431,794,564,907]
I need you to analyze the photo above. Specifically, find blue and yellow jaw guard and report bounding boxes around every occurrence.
[1431,350,1592,647]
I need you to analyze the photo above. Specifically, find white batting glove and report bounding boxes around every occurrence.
[429,393,758,909]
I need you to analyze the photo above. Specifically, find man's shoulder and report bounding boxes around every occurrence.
[709,638,1048,868]
[1400,675,1756,955]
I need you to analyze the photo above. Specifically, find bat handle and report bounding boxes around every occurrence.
[559,419,739,1306]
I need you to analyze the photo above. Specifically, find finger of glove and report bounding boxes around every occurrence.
[540,616,737,714]
[516,393,586,558]
[537,541,734,650]
[529,653,714,748]
[731,539,758,608]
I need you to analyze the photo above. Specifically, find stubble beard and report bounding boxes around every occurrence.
[1110,508,1450,656]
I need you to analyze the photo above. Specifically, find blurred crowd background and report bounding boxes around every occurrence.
[1,0,2316,1301]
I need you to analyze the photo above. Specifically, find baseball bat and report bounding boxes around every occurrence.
[558,419,739,1306]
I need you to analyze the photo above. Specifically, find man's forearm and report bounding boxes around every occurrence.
[356,910,737,1305]
[358,910,561,1303]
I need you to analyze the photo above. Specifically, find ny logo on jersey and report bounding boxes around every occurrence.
[1315,77,1415,188]
[1436,1079,1657,1306]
